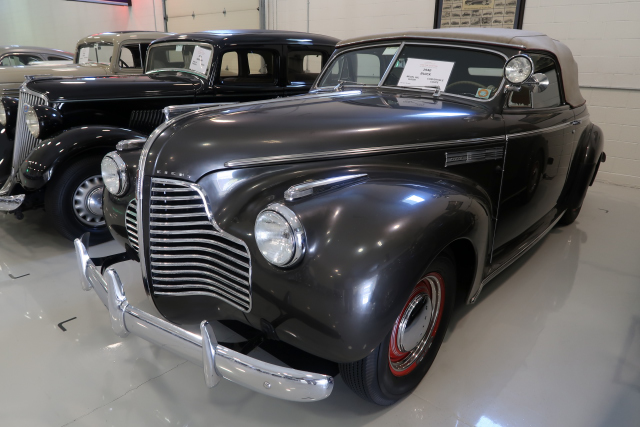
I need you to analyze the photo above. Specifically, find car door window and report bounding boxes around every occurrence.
[219,50,278,84]
[508,54,562,108]
[119,44,143,69]
[1,54,42,66]
[47,55,70,61]
[287,51,324,85]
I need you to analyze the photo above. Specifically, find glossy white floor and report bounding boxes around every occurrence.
[0,181,638,427]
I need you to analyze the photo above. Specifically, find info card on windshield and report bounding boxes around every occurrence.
[189,46,212,75]
[397,59,455,90]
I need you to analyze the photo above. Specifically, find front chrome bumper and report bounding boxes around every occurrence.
[0,194,25,211]
[74,239,334,402]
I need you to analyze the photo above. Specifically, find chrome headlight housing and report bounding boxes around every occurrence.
[255,203,306,267]
[504,55,533,84]
[24,104,40,138]
[101,151,128,196]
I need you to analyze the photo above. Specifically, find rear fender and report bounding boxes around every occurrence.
[19,126,146,190]
[562,123,605,209]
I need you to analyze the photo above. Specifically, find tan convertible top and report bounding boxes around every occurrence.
[338,28,585,107]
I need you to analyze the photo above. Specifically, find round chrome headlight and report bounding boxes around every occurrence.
[101,151,128,196]
[0,102,6,126]
[255,203,305,267]
[504,55,533,84]
[24,104,41,138]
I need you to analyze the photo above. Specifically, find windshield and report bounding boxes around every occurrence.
[146,42,214,77]
[317,44,506,100]
[77,42,114,65]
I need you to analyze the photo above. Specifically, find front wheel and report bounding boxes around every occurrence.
[340,255,456,405]
[45,156,111,243]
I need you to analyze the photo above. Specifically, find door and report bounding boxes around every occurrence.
[492,53,575,253]
[209,46,284,103]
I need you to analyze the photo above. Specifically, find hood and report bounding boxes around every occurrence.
[0,63,110,86]
[25,73,203,102]
[148,90,504,182]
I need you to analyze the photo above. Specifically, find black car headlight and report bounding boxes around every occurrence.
[255,203,305,267]
[25,105,63,139]
[0,97,19,128]
[101,151,128,196]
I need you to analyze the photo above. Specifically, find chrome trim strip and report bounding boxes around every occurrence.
[507,121,573,140]
[445,147,504,167]
[74,238,333,402]
[284,174,368,201]
[226,135,506,168]
[116,138,146,152]
[480,210,566,289]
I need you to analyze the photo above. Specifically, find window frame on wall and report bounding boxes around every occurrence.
[433,0,527,29]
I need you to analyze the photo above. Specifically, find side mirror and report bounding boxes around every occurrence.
[524,73,549,93]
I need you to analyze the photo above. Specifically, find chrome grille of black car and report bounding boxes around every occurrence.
[2,88,20,98]
[126,199,139,252]
[12,89,47,173]
[129,110,164,133]
[147,178,252,311]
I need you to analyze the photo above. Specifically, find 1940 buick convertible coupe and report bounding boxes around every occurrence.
[76,29,605,405]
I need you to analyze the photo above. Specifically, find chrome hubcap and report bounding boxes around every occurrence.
[398,294,433,352]
[73,175,105,227]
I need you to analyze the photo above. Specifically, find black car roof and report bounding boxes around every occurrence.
[150,29,339,48]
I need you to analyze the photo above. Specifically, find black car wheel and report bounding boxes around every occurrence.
[340,254,456,405]
[45,156,111,243]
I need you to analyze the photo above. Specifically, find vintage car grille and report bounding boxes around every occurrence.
[125,199,139,252]
[129,110,164,133]
[2,88,20,98]
[147,178,252,311]
[12,89,48,173]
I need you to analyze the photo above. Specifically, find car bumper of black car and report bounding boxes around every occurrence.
[0,177,24,211]
[74,238,334,402]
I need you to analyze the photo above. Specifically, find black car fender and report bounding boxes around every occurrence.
[561,123,605,210]
[18,126,146,190]
[199,165,492,363]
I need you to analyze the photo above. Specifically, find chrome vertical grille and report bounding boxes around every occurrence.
[147,178,252,311]
[12,88,48,173]
[126,199,139,252]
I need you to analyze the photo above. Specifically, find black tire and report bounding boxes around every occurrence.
[339,255,456,405]
[45,156,111,244]
[558,205,582,226]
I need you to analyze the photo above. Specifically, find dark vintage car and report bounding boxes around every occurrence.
[0,30,337,241]
[75,29,605,404]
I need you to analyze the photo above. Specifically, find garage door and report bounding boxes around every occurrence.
[165,0,261,33]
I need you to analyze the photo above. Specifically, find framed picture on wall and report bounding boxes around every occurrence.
[434,0,526,29]
[66,0,132,5]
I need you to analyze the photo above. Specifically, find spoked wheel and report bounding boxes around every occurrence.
[45,156,112,244]
[340,255,456,405]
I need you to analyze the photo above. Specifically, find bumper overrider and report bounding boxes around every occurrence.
[0,176,25,212]
[74,238,334,402]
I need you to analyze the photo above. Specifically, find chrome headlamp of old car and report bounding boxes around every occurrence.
[25,104,64,139]
[101,151,128,196]
[255,203,306,267]
[504,55,533,84]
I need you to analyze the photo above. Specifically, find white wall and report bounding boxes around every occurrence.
[522,0,640,188]
[165,0,260,33]
[0,0,164,52]
[267,0,437,41]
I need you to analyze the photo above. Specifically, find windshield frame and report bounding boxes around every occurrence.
[76,42,114,66]
[145,41,215,79]
[313,41,509,102]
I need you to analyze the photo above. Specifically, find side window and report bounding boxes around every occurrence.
[47,55,70,61]
[355,53,381,84]
[1,54,41,66]
[219,50,277,84]
[119,44,143,69]
[508,54,562,109]
[287,50,324,84]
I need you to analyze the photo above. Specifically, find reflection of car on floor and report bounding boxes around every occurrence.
[77,28,605,405]
[0,30,337,241]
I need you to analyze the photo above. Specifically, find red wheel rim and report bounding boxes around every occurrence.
[388,272,445,377]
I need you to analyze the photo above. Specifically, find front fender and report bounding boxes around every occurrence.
[191,163,492,363]
[19,126,146,190]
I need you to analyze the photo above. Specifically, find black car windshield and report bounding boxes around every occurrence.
[146,42,214,78]
[317,44,506,100]
[77,42,114,65]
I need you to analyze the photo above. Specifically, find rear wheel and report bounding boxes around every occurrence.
[340,255,456,405]
[45,156,111,243]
